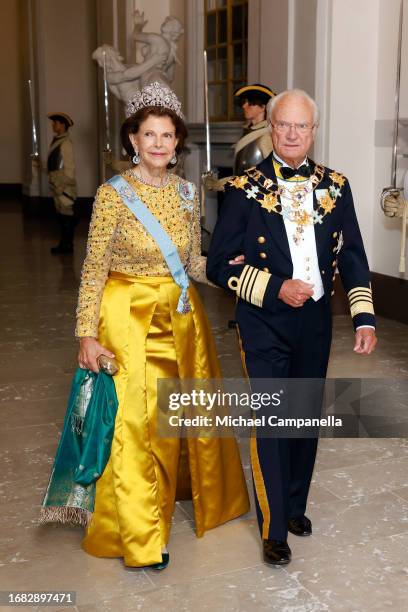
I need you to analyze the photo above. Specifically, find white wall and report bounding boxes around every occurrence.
[2,0,100,196]
[248,0,289,92]
[372,0,408,277]
[326,0,380,266]
[247,0,408,278]
[320,0,408,279]
[34,0,98,197]
[292,0,317,95]
[0,0,23,184]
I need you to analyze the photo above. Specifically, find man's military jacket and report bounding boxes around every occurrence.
[47,133,77,201]
[206,153,375,330]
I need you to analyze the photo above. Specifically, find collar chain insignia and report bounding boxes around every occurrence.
[227,164,346,245]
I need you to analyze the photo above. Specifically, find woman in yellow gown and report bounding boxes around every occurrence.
[76,82,249,568]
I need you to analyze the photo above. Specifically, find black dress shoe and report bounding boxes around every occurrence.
[288,515,312,537]
[263,539,292,566]
[150,552,169,570]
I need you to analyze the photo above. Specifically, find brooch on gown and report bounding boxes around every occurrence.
[178,180,195,212]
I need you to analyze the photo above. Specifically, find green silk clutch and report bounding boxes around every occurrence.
[40,367,118,526]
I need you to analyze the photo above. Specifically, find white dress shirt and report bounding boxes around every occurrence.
[273,153,374,330]
[274,154,324,302]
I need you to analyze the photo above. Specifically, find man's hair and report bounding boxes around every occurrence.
[266,89,320,126]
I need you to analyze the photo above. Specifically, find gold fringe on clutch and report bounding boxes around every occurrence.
[39,506,92,527]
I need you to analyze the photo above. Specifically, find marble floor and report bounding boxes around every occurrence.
[1,199,408,611]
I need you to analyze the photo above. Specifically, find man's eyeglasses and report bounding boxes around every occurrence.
[271,121,316,134]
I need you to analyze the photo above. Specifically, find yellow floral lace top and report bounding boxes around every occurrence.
[75,171,207,337]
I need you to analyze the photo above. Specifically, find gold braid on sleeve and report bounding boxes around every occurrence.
[228,265,271,307]
[347,286,374,318]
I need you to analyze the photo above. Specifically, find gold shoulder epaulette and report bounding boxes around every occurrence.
[328,170,346,188]
[228,175,250,189]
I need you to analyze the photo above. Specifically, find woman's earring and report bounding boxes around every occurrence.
[132,151,140,165]
[170,153,177,166]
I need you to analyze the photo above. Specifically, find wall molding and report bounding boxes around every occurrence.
[247,0,261,82]
[314,0,333,165]
[0,184,22,197]
[371,271,408,325]
[287,0,295,88]
[20,196,93,218]
[186,0,205,122]
[331,271,408,325]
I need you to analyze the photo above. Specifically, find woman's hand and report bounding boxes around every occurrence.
[78,337,115,373]
[229,255,245,265]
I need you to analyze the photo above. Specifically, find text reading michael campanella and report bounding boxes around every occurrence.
[167,415,342,428]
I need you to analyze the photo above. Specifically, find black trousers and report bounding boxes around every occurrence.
[238,296,332,541]
[55,211,78,248]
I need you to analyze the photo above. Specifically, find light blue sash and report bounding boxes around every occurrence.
[108,175,191,314]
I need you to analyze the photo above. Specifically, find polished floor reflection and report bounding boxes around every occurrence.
[1,199,408,611]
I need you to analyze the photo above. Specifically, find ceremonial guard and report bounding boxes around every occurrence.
[233,83,275,175]
[47,112,77,254]
[207,89,377,566]
[204,84,275,192]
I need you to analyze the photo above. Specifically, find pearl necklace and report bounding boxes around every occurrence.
[131,169,171,188]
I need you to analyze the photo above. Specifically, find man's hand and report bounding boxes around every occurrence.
[278,279,314,307]
[353,328,377,355]
[229,255,245,265]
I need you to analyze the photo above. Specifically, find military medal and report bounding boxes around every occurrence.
[228,164,345,246]
[317,191,336,214]
[261,192,280,213]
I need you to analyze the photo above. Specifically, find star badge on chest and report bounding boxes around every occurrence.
[316,189,336,214]
[261,192,280,213]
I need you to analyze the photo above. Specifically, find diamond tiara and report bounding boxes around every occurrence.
[125,81,184,119]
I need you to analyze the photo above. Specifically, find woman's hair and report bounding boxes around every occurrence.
[121,107,188,163]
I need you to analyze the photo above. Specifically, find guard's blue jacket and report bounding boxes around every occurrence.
[206,153,375,330]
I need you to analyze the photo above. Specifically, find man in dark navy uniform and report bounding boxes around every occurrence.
[206,89,377,566]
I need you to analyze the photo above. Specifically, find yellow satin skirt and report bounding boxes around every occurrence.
[82,272,249,567]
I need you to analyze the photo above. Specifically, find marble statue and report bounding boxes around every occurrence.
[92,11,184,105]
[131,11,183,86]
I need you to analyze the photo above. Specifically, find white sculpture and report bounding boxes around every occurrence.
[382,170,408,273]
[92,11,184,105]
[132,11,183,85]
